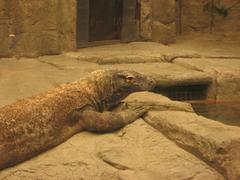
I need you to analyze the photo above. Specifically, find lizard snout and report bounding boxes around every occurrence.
[147,76,156,90]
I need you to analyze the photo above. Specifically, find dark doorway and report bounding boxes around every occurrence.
[89,0,123,42]
[76,0,137,47]
[153,84,209,101]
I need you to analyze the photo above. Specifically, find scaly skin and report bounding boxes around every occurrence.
[0,70,155,170]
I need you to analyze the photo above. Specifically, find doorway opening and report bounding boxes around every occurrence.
[89,0,123,42]
[77,0,138,47]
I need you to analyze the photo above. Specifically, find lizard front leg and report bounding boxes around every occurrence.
[70,106,148,133]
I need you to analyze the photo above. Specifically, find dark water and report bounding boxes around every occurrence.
[192,103,240,127]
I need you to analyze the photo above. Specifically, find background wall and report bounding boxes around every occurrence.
[140,0,152,40]
[181,0,240,34]
[138,0,240,40]
[0,0,10,57]
[140,0,176,44]
[58,0,76,52]
[1,0,240,57]
[151,0,176,44]
[0,0,76,57]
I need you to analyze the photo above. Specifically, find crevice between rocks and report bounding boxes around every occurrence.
[204,56,240,60]
[171,60,205,73]
[162,55,201,63]
[100,158,132,171]
[37,59,65,70]
[211,69,220,102]
[97,153,133,171]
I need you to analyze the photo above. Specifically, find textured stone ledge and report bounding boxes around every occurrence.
[144,111,240,180]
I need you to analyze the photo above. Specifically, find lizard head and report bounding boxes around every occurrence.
[86,69,156,111]
[112,70,156,93]
[105,70,156,108]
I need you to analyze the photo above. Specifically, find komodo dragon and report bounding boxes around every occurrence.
[0,69,155,170]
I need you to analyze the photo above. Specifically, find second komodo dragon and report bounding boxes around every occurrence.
[0,69,155,170]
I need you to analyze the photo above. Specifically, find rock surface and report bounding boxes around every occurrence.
[0,0,9,57]
[151,0,176,44]
[0,91,225,179]
[102,62,212,88]
[67,42,200,64]
[117,92,193,112]
[171,33,240,58]
[140,0,152,40]
[174,58,240,101]
[181,0,211,33]
[152,21,176,45]
[0,0,76,57]
[181,0,240,33]
[0,41,239,179]
[0,119,224,180]
[0,55,98,107]
[144,111,240,180]
[1,41,239,106]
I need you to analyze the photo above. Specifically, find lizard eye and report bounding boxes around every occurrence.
[126,75,135,82]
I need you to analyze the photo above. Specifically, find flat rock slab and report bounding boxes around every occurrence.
[38,54,99,72]
[116,92,193,112]
[0,120,223,180]
[0,58,212,107]
[174,58,240,73]
[0,56,99,107]
[174,58,240,101]
[144,111,240,180]
[101,63,212,87]
[66,42,200,64]
[170,33,240,58]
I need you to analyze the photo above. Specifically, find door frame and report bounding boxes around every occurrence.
[76,0,138,48]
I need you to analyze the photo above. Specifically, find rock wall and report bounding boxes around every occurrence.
[214,0,240,32]
[0,0,10,57]
[140,0,152,40]
[181,0,211,33]
[141,0,240,37]
[0,0,179,57]
[151,0,176,44]
[58,0,77,52]
[140,0,177,44]
[0,0,76,57]
[181,0,240,33]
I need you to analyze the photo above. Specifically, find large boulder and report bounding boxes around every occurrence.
[0,91,224,179]
[145,111,240,180]
[0,120,223,180]
[116,91,193,112]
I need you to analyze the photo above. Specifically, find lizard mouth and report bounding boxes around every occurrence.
[148,77,156,90]
[139,76,156,91]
